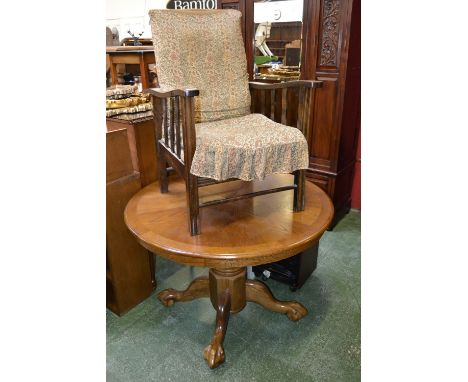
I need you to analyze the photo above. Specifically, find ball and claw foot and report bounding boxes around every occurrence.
[245,279,308,321]
[286,301,308,321]
[203,342,225,369]
[157,289,177,307]
[157,277,210,307]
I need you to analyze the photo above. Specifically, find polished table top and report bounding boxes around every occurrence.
[124,174,334,268]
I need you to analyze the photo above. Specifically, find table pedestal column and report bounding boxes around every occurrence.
[157,266,307,369]
[209,268,246,313]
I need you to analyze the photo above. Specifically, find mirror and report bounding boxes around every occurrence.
[252,0,303,81]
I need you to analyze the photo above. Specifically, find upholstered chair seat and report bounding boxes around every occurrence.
[192,114,309,181]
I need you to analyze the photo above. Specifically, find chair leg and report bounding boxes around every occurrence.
[293,170,305,212]
[157,143,169,193]
[187,174,200,235]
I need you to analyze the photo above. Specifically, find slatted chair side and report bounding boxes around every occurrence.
[249,86,301,128]
[154,96,185,164]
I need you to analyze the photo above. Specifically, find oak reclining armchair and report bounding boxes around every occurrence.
[148,9,322,235]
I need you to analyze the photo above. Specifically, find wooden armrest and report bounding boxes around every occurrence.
[249,80,323,90]
[147,87,199,98]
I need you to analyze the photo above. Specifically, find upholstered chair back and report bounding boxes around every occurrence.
[149,9,251,123]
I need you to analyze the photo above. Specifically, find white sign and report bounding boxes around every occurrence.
[167,0,218,9]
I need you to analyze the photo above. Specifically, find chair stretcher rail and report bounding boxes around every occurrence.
[199,185,297,208]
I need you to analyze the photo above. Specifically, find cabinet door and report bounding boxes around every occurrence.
[310,74,339,172]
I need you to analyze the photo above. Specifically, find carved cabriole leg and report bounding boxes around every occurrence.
[245,279,308,321]
[293,169,305,212]
[201,268,245,368]
[203,289,231,369]
[158,276,209,307]
[159,268,307,369]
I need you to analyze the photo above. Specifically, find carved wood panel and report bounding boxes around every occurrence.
[318,0,342,69]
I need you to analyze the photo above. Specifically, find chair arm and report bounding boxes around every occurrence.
[150,86,198,173]
[249,80,322,90]
[147,86,199,98]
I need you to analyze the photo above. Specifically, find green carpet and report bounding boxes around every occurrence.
[107,211,361,381]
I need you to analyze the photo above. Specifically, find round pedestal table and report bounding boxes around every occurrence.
[124,174,333,368]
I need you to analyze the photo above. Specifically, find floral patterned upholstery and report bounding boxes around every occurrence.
[149,9,251,123]
[191,114,309,181]
[149,9,309,181]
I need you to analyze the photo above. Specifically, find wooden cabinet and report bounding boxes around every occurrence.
[241,0,361,227]
[106,117,159,315]
[106,127,155,315]
[303,0,361,226]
